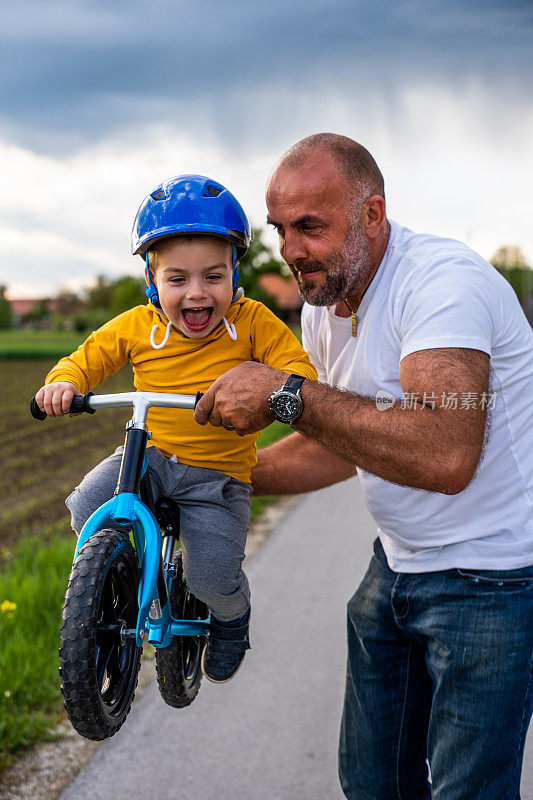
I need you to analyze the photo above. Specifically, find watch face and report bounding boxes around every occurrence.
[273,392,301,422]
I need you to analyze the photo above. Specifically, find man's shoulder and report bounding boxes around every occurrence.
[388,220,504,297]
[391,221,489,274]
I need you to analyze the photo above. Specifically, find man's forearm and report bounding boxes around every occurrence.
[294,381,484,495]
[194,352,488,494]
[252,432,357,495]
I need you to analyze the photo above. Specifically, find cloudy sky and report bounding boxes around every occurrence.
[1,0,532,298]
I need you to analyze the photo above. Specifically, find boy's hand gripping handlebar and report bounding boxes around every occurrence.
[30,392,95,420]
[30,391,205,420]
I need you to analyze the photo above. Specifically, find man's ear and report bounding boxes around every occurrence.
[362,196,386,239]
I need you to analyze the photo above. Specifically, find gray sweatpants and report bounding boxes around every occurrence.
[66,445,252,622]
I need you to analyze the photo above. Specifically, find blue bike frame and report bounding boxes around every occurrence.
[72,391,210,648]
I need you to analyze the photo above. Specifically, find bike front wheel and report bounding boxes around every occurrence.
[59,530,142,740]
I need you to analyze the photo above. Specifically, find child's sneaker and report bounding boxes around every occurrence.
[201,611,250,683]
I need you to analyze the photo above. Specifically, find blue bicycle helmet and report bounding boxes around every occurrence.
[132,174,252,305]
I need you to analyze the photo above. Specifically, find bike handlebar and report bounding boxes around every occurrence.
[29,392,95,420]
[30,391,204,421]
[29,398,47,420]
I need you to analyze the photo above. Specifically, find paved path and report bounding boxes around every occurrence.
[59,478,533,800]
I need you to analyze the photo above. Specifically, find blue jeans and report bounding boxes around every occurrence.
[339,539,533,800]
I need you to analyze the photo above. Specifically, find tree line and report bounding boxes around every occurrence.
[0,238,532,331]
[0,229,289,331]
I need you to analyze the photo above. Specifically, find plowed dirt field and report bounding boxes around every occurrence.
[0,361,134,552]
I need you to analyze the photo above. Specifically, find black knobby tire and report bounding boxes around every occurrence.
[59,530,142,740]
[155,551,208,707]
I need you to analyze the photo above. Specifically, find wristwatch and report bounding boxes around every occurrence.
[268,374,306,424]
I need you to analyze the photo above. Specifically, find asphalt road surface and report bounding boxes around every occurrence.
[59,478,533,800]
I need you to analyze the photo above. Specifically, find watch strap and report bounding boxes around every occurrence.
[283,374,306,393]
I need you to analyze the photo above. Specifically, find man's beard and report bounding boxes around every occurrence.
[292,221,372,307]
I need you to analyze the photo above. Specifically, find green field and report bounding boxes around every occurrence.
[0,329,89,359]
[0,528,73,771]
[0,355,288,771]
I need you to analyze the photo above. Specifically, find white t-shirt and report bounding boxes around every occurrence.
[302,220,533,572]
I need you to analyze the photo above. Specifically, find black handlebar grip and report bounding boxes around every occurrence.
[30,392,96,420]
[194,391,204,409]
[69,392,95,414]
[30,397,47,421]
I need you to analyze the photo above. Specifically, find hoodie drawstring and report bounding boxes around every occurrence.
[150,320,173,349]
[223,317,237,340]
[150,316,238,350]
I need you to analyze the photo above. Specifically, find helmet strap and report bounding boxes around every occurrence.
[144,253,161,308]
[232,244,240,292]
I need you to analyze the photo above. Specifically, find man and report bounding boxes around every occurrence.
[195,133,533,799]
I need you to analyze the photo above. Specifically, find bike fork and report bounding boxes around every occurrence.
[149,534,174,619]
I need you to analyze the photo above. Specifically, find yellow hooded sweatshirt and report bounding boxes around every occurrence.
[46,296,317,483]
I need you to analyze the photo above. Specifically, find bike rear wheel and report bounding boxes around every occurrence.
[59,530,142,740]
[155,551,208,707]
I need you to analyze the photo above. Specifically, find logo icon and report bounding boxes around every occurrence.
[375,391,395,411]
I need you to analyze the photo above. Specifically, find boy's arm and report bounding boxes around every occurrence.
[249,304,318,381]
[43,312,134,399]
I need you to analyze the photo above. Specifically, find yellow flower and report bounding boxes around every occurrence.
[0,601,17,614]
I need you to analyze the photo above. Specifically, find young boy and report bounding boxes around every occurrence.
[35,174,317,683]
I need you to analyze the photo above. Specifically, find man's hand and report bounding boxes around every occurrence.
[194,362,288,434]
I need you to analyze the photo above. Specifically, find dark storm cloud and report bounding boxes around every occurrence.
[1,0,531,154]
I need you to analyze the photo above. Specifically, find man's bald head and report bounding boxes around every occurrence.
[275,133,385,204]
[266,133,389,308]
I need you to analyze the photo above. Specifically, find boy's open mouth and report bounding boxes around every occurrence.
[181,306,213,331]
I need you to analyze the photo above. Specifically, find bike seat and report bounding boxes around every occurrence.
[155,497,181,533]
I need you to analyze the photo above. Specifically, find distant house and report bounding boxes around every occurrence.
[9,299,40,317]
[257,273,303,325]
[9,297,59,326]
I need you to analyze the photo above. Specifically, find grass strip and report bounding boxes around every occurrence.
[0,421,292,771]
[0,331,88,360]
[0,522,74,772]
